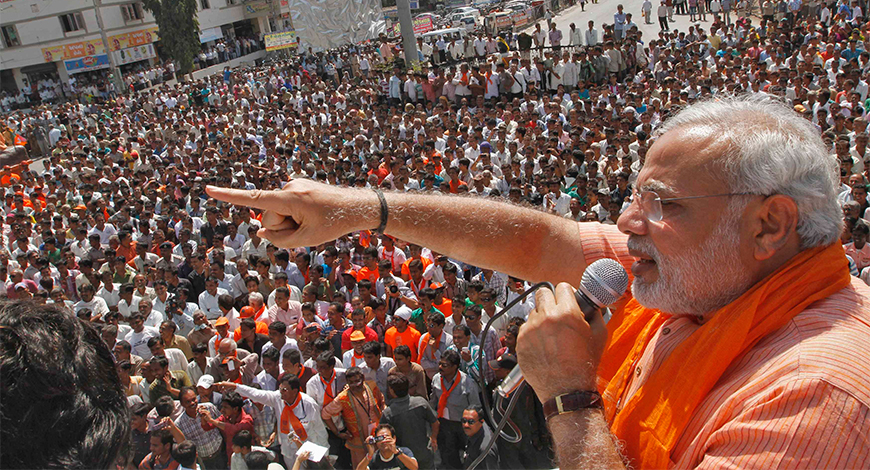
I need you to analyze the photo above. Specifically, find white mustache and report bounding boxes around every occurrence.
[626,236,661,264]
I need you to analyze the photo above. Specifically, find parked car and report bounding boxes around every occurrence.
[419,27,468,42]
[451,6,481,20]
[453,15,478,31]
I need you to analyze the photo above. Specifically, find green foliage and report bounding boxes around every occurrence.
[142,0,201,76]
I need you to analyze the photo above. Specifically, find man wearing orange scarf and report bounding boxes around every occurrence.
[208,94,870,470]
[321,367,385,469]
[219,375,329,469]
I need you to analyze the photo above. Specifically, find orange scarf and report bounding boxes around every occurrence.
[417,332,441,364]
[598,243,850,469]
[254,305,266,322]
[351,352,364,368]
[279,393,308,440]
[437,371,461,418]
[320,372,336,407]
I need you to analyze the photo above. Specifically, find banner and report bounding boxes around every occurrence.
[265,31,298,50]
[64,54,110,74]
[113,44,157,65]
[390,16,434,36]
[42,39,105,62]
[108,27,160,51]
[42,27,159,62]
[199,26,224,44]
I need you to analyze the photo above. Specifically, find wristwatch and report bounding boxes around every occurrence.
[542,390,603,421]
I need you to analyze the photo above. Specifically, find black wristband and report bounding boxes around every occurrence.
[373,189,388,234]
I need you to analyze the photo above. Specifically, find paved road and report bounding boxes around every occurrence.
[525,0,722,44]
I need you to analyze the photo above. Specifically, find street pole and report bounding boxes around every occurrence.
[92,0,124,94]
[395,0,418,68]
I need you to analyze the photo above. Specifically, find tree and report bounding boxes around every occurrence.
[142,0,201,76]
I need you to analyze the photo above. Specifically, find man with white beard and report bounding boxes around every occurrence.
[207,94,869,470]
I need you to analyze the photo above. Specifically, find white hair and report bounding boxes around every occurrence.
[655,93,842,248]
[248,292,264,306]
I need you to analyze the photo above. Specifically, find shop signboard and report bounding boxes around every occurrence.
[199,27,224,44]
[109,27,160,51]
[64,54,110,74]
[264,31,298,51]
[390,16,434,36]
[42,27,159,62]
[113,44,157,66]
[244,1,271,17]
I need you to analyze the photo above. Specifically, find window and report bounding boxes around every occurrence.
[59,13,86,33]
[199,0,210,9]
[1,25,20,47]
[120,3,144,22]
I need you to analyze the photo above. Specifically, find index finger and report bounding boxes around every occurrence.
[206,186,287,213]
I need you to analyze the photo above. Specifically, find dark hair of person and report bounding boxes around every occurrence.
[362,341,381,356]
[387,373,410,398]
[393,344,412,359]
[233,429,253,449]
[244,451,272,470]
[375,423,397,438]
[222,391,245,410]
[0,301,130,468]
[171,440,198,467]
[441,348,461,367]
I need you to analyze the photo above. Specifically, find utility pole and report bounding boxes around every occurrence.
[92,0,124,93]
[395,0,418,67]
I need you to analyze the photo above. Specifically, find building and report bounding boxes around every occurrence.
[0,0,293,98]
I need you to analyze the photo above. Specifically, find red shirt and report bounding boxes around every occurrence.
[340,326,378,351]
[203,409,254,459]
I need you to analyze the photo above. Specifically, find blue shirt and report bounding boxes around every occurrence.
[614,12,627,30]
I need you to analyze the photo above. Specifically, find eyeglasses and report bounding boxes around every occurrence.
[460,418,481,425]
[479,297,493,302]
[630,189,759,223]
[463,314,479,320]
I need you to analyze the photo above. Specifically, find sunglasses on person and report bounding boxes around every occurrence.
[463,314,479,320]
[460,418,481,425]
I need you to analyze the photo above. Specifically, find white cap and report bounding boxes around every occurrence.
[394,306,413,322]
[197,374,215,389]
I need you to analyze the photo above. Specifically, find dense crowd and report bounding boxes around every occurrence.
[1,1,870,468]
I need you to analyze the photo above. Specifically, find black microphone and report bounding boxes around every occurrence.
[497,258,629,397]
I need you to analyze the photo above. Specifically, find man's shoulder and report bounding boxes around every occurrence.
[729,277,870,405]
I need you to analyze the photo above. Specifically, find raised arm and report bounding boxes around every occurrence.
[206,180,587,285]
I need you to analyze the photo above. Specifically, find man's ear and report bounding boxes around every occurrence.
[752,194,800,261]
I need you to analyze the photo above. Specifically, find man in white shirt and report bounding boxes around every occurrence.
[125,312,160,360]
[569,23,583,50]
[585,21,599,47]
[261,321,300,374]
[74,284,110,319]
[198,277,228,320]
[140,299,165,328]
[117,284,142,319]
[225,377,329,469]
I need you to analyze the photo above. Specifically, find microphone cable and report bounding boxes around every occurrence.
[466,281,553,470]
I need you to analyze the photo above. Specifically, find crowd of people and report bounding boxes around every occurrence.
[1,0,870,468]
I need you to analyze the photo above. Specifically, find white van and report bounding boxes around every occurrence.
[419,27,468,43]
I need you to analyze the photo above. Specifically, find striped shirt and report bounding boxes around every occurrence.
[174,403,222,458]
[578,222,870,469]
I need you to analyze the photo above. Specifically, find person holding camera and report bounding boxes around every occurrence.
[356,423,418,470]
